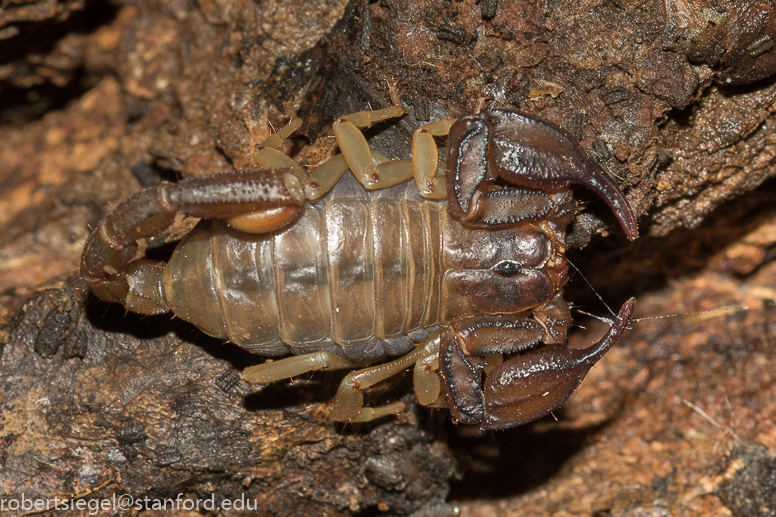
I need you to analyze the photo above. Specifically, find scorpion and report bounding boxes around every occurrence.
[81,91,638,431]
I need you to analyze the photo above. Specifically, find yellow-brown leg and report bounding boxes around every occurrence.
[412,118,457,199]
[332,330,444,422]
[332,95,410,191]
[253,104,307,187]
[242,350,360,384]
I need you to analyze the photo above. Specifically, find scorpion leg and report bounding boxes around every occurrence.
[303,154,349,201]
[81,169,303,314]
[335,107,461,200]
[304,150,396,201]
[413,331,448,408]
[243,332,447,422]
[332,331,443,422]
[412,118,457,199]
[242,351,360,384]
[259,101,302,150]
[253,104,307,187]
[439,299,635,430]
[446,111,639,240]
[332,88,413,191]
[252,103,355,201]
[256,133,351,202]
[253,96,410,201]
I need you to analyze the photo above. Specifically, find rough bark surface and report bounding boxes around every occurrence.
[1,0,776,515]
[2,280,457,515]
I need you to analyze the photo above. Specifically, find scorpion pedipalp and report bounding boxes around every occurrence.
[439,298,635,430]
[446,110,639,240]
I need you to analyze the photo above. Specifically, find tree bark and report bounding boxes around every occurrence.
[1,0,775,515]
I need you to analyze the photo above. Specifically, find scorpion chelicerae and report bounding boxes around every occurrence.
[81,92,638,430]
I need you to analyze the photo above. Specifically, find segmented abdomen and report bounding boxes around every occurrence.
[162,193,444,361]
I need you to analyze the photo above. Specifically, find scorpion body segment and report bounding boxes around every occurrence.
[81,95,638,430]
[164,186,445,360]
[160,176,573,363]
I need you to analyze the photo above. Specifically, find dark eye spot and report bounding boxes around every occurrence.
[493,261,521,277]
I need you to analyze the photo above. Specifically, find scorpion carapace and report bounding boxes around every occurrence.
[81,94,638,431]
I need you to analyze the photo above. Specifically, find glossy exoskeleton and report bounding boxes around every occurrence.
[81,96,638,430]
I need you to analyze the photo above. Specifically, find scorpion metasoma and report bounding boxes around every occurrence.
[81,90,638,430]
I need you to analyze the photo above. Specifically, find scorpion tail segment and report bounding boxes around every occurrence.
[80,228,170,313]
[164,169,305,234]
[80,229,140,305]
[81,168,303,310]
[479,298,636,431]
[80,180,177,307]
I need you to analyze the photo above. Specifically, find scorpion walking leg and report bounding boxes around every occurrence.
[412,118,457,199]
[259,101,302,150]
[242,351,360,384]
[251,102,386,202]
[306,125,404,200]
[332,331,444,422]
[253,104,307,187]
[298,130,398,200]
[332,88,414,191]
[80,169,303,314]
[412,331,448,408]
[252,114,352,202]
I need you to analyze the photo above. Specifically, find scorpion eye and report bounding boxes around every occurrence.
[493,261,522,277]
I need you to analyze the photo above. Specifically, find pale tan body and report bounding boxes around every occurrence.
[162,172,561,421]
[165,173,558,358]
[164,178,446,359]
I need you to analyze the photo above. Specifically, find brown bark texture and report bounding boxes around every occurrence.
[1,0,776,516]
